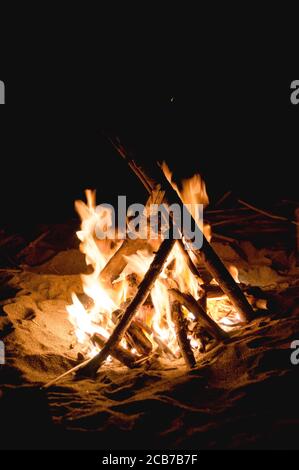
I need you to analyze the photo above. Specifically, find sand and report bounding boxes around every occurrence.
[0,244,299,450]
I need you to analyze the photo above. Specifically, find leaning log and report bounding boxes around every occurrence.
[134,318,177,360]
[169,288,228,342]
[112,308,153,356]
[109,138,253,323]
[77,237,176,377]
[100,238,148,285]
[91,333,141,368]
[171,300,196,369]
[106,135,212,285]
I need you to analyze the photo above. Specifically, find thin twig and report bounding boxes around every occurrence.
[215,190,232,207]
[42,358,92,389]
[238,199,299,226]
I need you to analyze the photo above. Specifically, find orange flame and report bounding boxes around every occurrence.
[67,174,241,363]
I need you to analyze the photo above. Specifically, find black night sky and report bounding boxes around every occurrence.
[0,51,298,227]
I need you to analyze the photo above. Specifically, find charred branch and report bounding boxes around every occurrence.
[169,288,228,342]
[171,300,196,369]
[91,333,141,369]
[77,237,176,377]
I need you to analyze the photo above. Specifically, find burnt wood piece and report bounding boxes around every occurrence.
[134,318,177,360]
[107,135,212,285]
[169,288,228,342]
[77,237,176,377]
[171,300,196,369]
[112,308,153,356]
[202,284,268,310]
[107,137,253,321]
[99,188,166,286]
[99,238,148,285]
[156,163,254,322]
[91,333,140,368]
[109,139,253,323]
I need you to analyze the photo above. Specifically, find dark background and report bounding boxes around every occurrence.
[0,51,298,226]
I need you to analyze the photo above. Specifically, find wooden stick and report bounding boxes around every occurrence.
[211,214,260,227]
[77,237,176,377]
[169,288,228,342]
[100,189,165,285]
[134,318,177,360]
[215,190,232,207]
[198,291,207,312]
[91,333,141,368]
[238,199,299,226]
[154,163,254,322]
[202,285,226,298]
[107,136,212,285]
[112,308,153,356]
[108,137,253,323]
[177,238,212,284]
[42,358,92,389]
[171,300,196,369]
[212,233,237,243]
[42,331,142,389]
[100,238,147,285]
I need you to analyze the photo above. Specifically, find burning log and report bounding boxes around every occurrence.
[134,318,177,360]
[177,240,212,285]
[202,284,269,311]
[107,135,212,285]
[157,166,254,323]
[202,285,226,299]
[100,238,148,285]
[91,333,141,369]
[169,288,228,342]
[198,290,207,312]
[171,300,196,369]
[99,188,166,286]
[107,136,254,322]
[77,237,176,377]
[112,308,153,356]
[43,332,146,389]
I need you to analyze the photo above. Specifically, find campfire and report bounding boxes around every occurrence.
[45,139,259,387]
[1,136,298,451]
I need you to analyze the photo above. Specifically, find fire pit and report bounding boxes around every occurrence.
[0,138,299,450]
[42,140,258,386]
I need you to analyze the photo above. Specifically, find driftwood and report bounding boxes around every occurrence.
[169,288,228,342]
[91,333,141,368]
[77,237,176,377]
[171,300,196,369]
